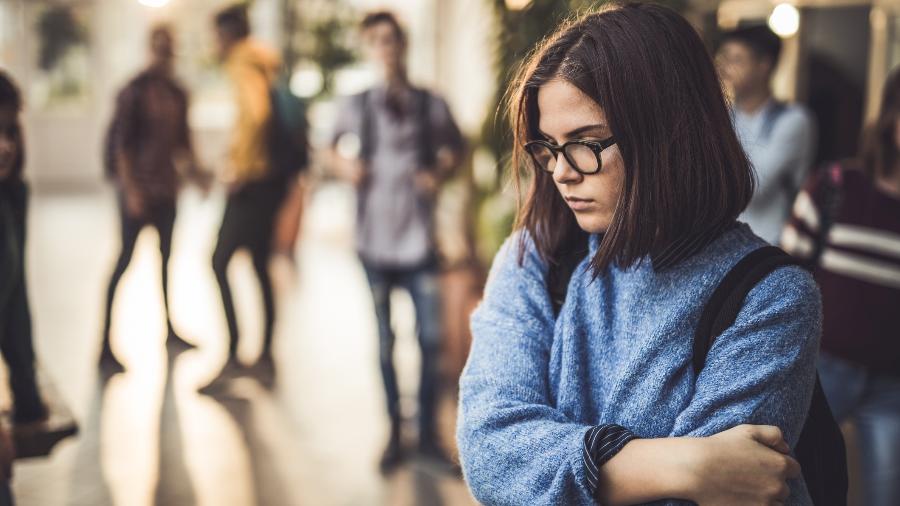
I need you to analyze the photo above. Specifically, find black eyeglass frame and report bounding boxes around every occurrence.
[524,136,617,175]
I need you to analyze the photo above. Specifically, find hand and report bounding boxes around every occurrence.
[124,190,145,218]
[345,160,367,188]
[685,425,801,506]
[414,171,440,197]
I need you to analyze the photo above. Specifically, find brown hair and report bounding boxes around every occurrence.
[360,10,407,47]
[861,67,900,180]
[509,2,754,273]
[215,4,250,41]
[719,25,782,69]
[0,70,25,180]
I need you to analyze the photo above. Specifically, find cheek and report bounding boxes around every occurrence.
[0,136,16,156]
[598,150,625,201]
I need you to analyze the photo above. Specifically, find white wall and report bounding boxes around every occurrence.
[2,0,497,186]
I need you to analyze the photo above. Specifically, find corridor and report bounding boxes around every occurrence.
[10,182,473,506]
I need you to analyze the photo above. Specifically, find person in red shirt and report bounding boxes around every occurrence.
[782,68,900,506]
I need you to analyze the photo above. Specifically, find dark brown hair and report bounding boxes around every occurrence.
[360,10,407,47]
[509,2,754,273]
[0,70,25,180]
[860,67,900,180]
[215,4,250,41]
[719,25,782,68]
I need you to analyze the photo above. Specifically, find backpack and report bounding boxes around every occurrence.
[549,245,848,506]
[268,79,310,178]
[761,100,788,141]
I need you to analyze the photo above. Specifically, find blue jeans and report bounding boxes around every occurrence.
[818,352,900,506]
[362,260,442,442]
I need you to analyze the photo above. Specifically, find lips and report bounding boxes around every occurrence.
[564,196,594,212]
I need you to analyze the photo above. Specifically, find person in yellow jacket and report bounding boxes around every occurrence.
[202,4,285,393]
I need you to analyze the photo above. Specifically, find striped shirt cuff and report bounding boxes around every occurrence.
[582,424,638,500]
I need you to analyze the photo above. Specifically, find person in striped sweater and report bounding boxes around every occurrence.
[782,68,900,506]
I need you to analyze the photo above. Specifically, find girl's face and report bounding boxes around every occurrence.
[0,107,18,180]
[536,79,624,234]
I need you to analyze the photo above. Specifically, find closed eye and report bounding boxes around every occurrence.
[537,123,608,144]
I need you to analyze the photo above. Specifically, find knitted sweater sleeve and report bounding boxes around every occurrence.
[668,264,822,505]
[456,234,595,506]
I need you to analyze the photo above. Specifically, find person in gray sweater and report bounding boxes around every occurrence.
[717,25,816,244]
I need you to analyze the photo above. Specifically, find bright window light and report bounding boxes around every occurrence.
[138,0,171,7]
[290,64,324,99]
[768,3,800,38]
[505,0,531,10]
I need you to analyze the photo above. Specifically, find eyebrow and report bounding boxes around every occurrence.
[538,123,607,142]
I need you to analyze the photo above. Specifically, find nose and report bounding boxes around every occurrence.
[551,152,582,185]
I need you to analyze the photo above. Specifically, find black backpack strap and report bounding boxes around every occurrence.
[797,375,849,506]
[358,90,374,162]
[761,100,787,141]
[415,88,436,169]
[694,245,849,505]
[693,246,800,373]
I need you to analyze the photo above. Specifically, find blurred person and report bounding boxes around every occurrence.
[782,68,900,506]
[0,424,11,505]
[99,25,209,374]
[1,71,77,459]
[201,4,285,392]
[457,4,835,505]
[717,25,816,244]
[328,11,464,473]
[0,71,45,429]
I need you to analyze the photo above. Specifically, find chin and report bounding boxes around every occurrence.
[574,214,609,234]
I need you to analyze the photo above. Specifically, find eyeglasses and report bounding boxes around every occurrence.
[524,137,617,175]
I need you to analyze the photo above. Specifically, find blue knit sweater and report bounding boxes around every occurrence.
[457,224,821,505]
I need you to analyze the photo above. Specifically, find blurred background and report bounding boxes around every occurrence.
[0,0,898,504]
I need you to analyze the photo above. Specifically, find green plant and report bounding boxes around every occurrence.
[281,0,358,99]
[36,5,86,72]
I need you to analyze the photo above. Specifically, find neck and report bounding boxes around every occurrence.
[148,61,172,75]
[385,67,408,88]
[735,87,772,115]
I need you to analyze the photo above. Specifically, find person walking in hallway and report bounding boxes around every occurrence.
[1,71,78,466]
[201,4,287,393]
[99,25,208,374]
[782,68,900,506]
[717,25,816,244]
[328,11,465,474]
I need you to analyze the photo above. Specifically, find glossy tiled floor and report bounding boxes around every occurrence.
[12,182,475,506]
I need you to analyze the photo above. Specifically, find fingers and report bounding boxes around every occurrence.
[782,455,801,479]
[762,476,791,505]
[745,425,790,454]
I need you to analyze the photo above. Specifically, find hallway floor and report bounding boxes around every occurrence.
[10,182,475,506]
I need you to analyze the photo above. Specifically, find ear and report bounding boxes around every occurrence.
[760,56,776,77]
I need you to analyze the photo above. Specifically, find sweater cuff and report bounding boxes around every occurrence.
[582,424,638,501]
